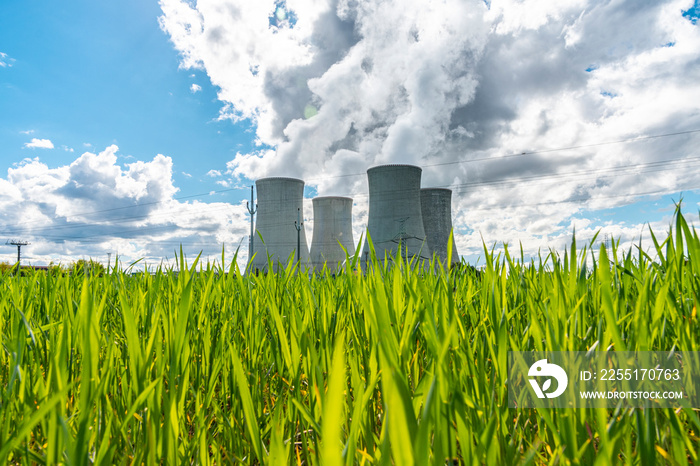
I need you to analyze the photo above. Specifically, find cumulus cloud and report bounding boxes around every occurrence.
[160,0,700,262]
[0,146,249,268]
[190,83,202,93]
[24,138,55,149]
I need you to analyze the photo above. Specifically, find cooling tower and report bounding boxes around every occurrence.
[362,164,431,264]
[420,188,460,265]
[251,177,310,271]
[309,196,355,272]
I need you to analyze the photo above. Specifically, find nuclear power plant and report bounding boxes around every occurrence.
[248,164,461,272]
[309,197,355,272]
[421,188,459,265]
[363,164,430,264]
[250,177,310,271]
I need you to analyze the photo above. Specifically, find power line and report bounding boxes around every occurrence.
[457,186,700,213]
[61,186,248,218]
[423,129,700,168]
[4,150,698,238]
[1,128,699,244]
[6,127,699,231]
[304,128,700,182]
[3,158,699,242]
[319,154,700,200]
[17,184,700,246]
[1,186,248,233]
[0,200,240,236]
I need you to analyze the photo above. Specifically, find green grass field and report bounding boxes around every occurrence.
[2,207,700,465]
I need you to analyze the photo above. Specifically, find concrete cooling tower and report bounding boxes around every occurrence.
[420,188,460,265]
[251,177,310,271]
[363,164,431,264]
[309,196,355,272]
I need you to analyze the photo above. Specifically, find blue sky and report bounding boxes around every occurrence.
[1,0,699,268]
[0,0,255,200]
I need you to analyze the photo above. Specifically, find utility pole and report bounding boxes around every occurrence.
[7,239,29,265]
[294,207,303,264]
[246,185,257,265]
[392,217,409,263]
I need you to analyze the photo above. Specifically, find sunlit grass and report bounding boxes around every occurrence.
[1,206,700,464]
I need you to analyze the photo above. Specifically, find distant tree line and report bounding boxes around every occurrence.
[0,259,107,276]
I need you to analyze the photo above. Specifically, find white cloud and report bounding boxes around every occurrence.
[0,145,250,269]
[20,129,34,135]
[159,0,328,134]
[61,145,74,152]
[190,83,202,93]
[24,138,54,149]
[160,0,700,262]
[225,149,277,181]
[182,171,193,177]
[206,169,222,177]
[0,52,15,68]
